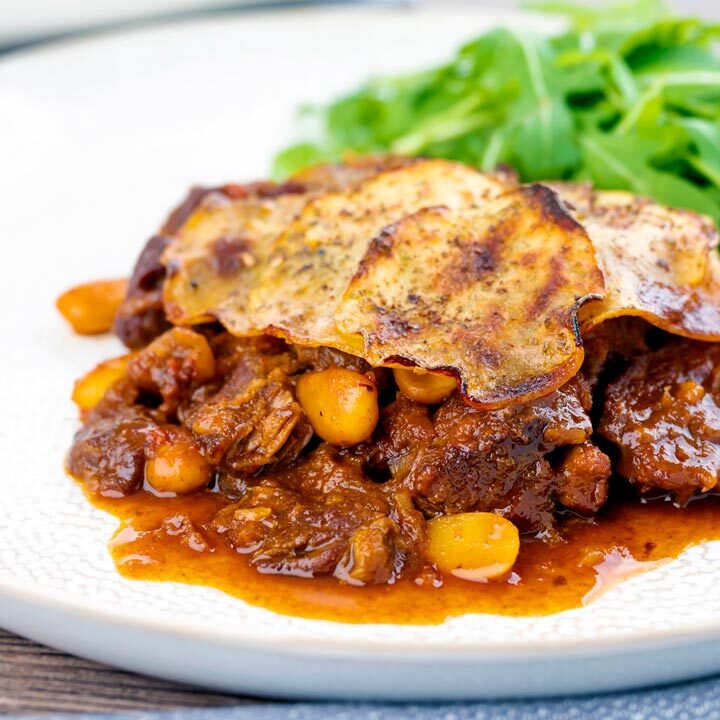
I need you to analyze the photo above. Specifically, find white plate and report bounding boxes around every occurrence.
[0,0,296,45]
[1,6,720,701]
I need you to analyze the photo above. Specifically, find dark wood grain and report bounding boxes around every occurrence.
[0,628,257,716]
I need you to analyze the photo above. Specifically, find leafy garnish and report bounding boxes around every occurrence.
[273,0,720,224]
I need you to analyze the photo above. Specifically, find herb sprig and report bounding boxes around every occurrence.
[273,0,720,224]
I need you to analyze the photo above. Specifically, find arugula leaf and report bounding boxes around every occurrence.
[272,143,333,181]
[680,118,720,187]
[272,1,720,226]
[579,131,719,221]
[504,30,580,179]
[527,0,670,34]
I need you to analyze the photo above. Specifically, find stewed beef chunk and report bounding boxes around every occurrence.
[600,339,720,502]
[554,442,611,515]
[211,444,426,584]
[580,317,651,390]
[126,327,216,415]
[379,375,611,534]
[114,235,174,348]
[186,339,310,478]
[68,409,157,496]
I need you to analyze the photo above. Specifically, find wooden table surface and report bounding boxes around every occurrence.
[0,628,258,716]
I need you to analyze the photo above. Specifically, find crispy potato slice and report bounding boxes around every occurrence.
[162,156,417,327]
[163,191,310,325]
[335,185,605,408]
[239,159,515,349]
[555,187,720,340]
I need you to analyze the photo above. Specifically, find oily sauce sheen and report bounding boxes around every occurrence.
[87,487,720,624]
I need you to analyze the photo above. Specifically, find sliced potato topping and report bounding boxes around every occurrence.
[556,186,720,341]
[162,155,417,327]
[426,512,520,582]
[337,185,604,408]
[151,157,720,411]
[241,159,512,349]
[163,192,310,325]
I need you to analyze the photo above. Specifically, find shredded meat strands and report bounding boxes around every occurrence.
[159,156,720,409]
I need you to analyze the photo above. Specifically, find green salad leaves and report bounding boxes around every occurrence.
[273,0,720,224]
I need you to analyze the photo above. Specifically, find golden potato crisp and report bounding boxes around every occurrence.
[239,159,514,348]
[556,188,720,340]
[159,158,720,410]
[335,185,605,408]
[163,156,416,327]
[163,190,310,325]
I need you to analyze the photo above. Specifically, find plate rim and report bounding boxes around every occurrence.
[3,567,720,656]
[2,2,720,672]
[0,3,556,71]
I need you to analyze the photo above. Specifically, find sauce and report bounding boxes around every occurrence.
[87,489,720,624]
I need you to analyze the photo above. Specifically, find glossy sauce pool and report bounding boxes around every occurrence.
[86,488,720,624]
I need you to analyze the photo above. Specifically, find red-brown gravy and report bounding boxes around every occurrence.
[87,488,720,624]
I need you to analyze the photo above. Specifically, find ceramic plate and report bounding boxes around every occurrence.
[0,0,290,45]
[1,6,720,701]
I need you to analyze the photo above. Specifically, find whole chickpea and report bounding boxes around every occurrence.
[57,279,128,335]
[296,367,379,446]
[394,368,458,404]
[72,353,135,411]
[425,512,520,582]
[145,429,213,495]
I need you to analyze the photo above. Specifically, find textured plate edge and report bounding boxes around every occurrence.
[4,581,720,700]
[3,570,720,658]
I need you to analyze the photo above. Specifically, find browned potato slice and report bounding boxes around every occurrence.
[336,185,604,408]
[555,186,720,341]
[162,156,415,328]
[243,159,514,349]
[163,192,310,326]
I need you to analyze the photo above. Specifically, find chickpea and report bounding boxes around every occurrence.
[425,512,520,582]
[140,327,215,381]
[296,367,379,446]
[72,353,135,411]
[394,368,458,404]
[145,433,213,495]
[127,328,216,409]
[56,279,128,335]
